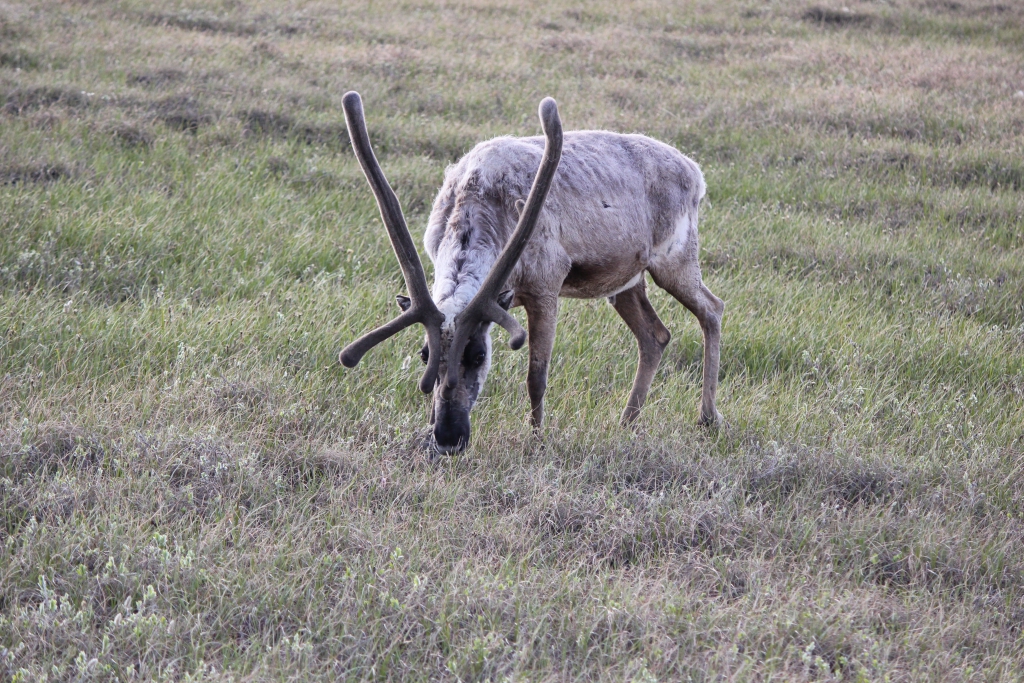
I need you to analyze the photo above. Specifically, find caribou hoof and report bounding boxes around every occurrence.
[698,410,724,429]
[619,405,642,430]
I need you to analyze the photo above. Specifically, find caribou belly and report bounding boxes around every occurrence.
[559,264,645,299]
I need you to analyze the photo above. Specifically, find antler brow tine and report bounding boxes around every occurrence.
[443,97,564,394]
[339,92,444,393]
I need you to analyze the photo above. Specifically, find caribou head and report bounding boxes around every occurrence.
[338,92,563,453]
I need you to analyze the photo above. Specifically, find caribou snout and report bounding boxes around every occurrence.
[431,400,471,453]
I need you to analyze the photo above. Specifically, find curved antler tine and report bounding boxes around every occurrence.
[341,92,444,392]
[340,308,421,368]
[488,305,527,350]
[342,92,434,307]
[444,97,563,392]
[472,97,562,310]
[419,323,443,393]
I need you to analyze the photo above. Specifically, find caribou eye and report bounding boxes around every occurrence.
[419,345,429,365]
[464,346,486,368]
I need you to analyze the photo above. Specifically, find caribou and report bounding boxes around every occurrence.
[339,92,723,453]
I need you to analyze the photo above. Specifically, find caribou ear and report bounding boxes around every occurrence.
[497,290,514,311]
[396,295,412,312]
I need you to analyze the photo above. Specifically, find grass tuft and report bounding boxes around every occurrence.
[150,94,212,133]
[126,68,185,88]
[0,163,70,185]
[802,6,874,26]
[2,87,89,115]
[0,48,39,70]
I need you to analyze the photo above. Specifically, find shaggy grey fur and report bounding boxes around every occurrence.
[422,129,723,449]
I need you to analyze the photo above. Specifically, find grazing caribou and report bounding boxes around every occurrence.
[339,92,723,453]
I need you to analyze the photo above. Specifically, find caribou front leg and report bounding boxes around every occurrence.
[522,296,559,430]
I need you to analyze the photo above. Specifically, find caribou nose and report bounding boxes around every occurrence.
[432,424,469,453]
[431,437,466,454]
[432,409,471,454]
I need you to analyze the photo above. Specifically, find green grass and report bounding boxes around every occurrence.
[1,0,1023,680]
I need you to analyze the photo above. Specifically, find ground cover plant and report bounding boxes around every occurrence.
[1,0,1023,679]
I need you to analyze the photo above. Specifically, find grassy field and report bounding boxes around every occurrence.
[1,0,1023,679]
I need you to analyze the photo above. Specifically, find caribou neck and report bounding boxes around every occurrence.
[429,208,518,327]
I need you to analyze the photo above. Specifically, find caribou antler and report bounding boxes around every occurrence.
[338,91,444,394]
[442,97,563,396]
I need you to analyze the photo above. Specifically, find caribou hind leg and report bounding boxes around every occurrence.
[649,256,724,427]
[609,279,671,427]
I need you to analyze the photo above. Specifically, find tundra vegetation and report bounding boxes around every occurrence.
[1,0,1023,680]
